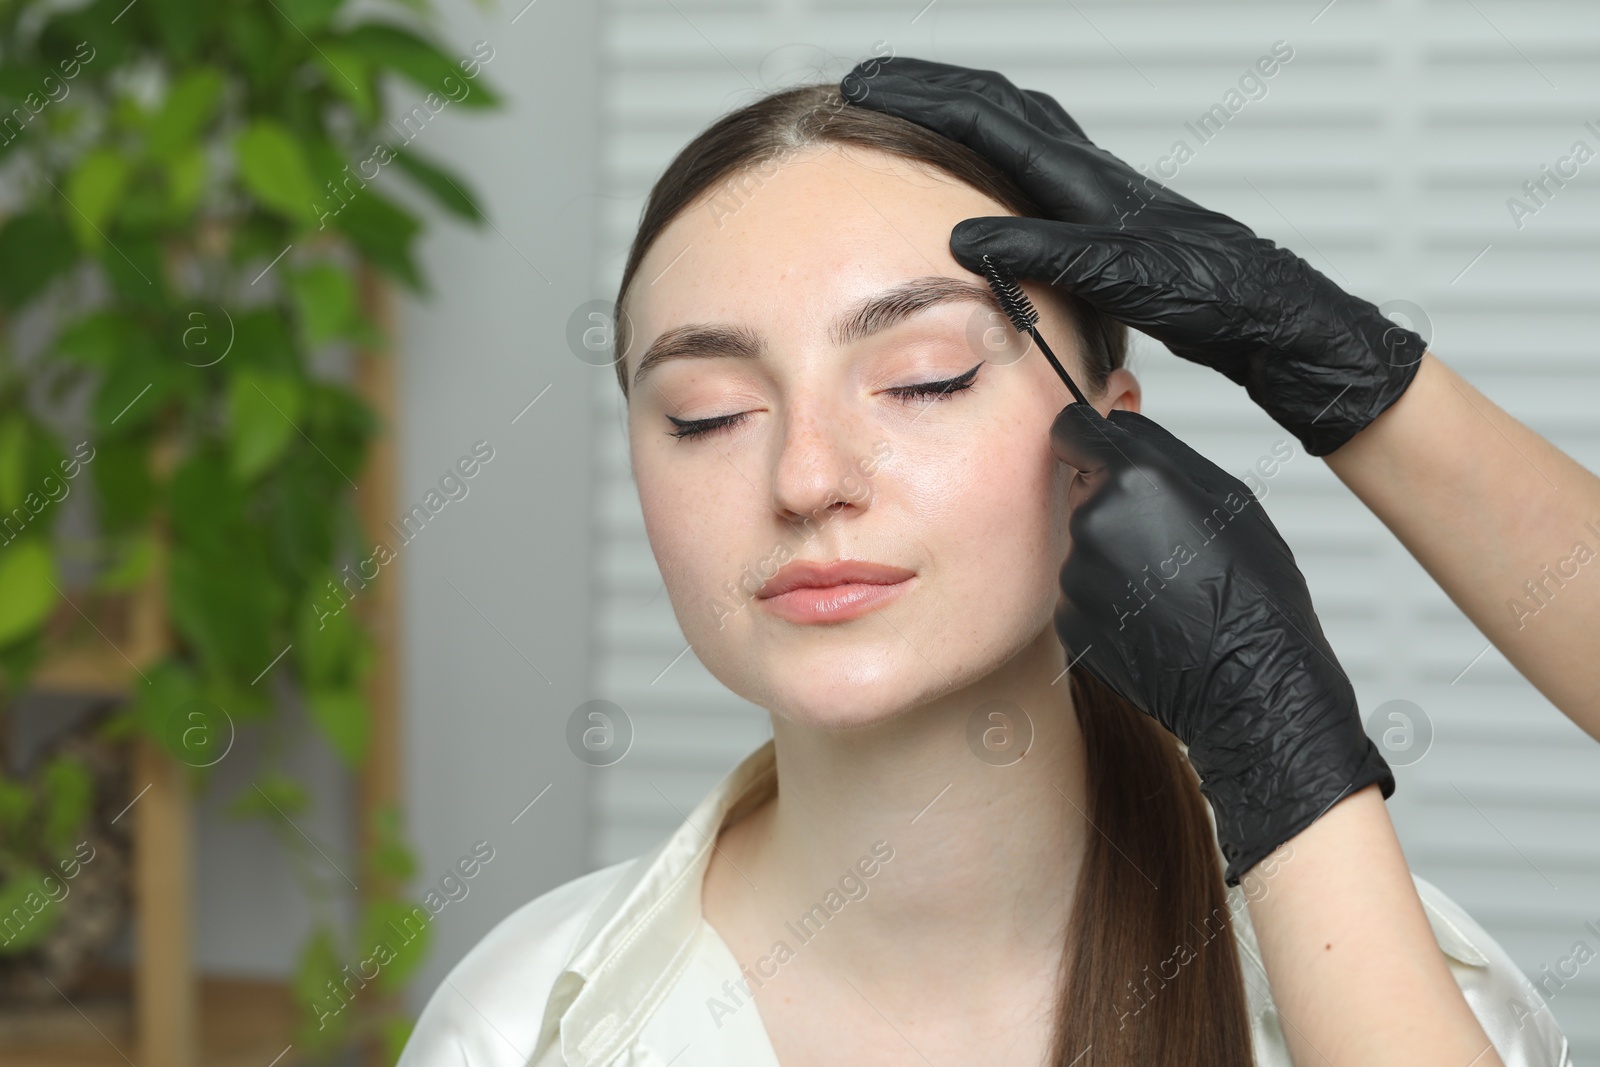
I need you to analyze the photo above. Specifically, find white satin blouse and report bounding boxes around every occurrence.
[397,738,1573,1067]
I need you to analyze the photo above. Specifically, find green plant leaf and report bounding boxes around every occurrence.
[99,235,167,309]
[166,453,274,678]
[358,895,430,992]
[228,370,303,480]
[315,46,376,123]
[0,776,31,840]
[169,451,244,559]
[56,311,136,369]
[301,138,424,289]
[90,337,172,434]
[95,531,155,593]
[300,382,376,487]
[335,24,498,109]
[231,771,311,821]
[0,614,43,686]
[277,0,346,35]
[64,149,131,249]
[39,756,93,851]
[265,461,338,587]
[114,178,170,231]
[0,414,27,511]
[25,433,66,515]
[167,544,274,682]
[90,434,154,534]
[38,14,131,78]
[0,211,77,310]
[112,92,150,136]
[222,7,281,91]
[0,866,63,955]
[381,1016,416,1066]
[288,263,362,346]
[368,806,417,882]
[291,924,350,1051]
[230,309,300,376]
[0,540,57,648]
[147,68,224,159]
[0,63,51,102]
[329,187,423,291]
[207,667,275,717]
[392,148,485,224]
[165,145,208,218]
[306,686,368,768]
[127,659,203,749]
[149,0,207,62]
[233,121,321,227]
[296,592,368,689]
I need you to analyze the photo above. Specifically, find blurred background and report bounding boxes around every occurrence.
[1,0,1596,1063]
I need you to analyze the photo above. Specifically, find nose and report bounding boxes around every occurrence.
[768,402,876,528]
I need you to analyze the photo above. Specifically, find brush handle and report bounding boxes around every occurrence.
[1028,327,1090,406]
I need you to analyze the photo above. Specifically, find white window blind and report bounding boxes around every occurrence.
[588,1,1600,1055]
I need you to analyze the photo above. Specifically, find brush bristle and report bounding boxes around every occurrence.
[979,255,1039,335]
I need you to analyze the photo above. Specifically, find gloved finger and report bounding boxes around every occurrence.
[951,216,1232,338]
[1057,408,1254,553]
[841,55,1093,144]
[1067,409,1275,548]
[1023,89,1090,141]
[1103,410,1255,504]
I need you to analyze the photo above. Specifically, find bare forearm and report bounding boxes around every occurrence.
[1322,352,1600,739]
[1246,785,1503,1067]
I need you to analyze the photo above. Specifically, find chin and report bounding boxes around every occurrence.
[710,636,940,729]
[764,678,928,731]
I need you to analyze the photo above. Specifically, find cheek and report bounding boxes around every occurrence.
[637,454,708,576]
[893,407,1067,612]
[633,441,757,619]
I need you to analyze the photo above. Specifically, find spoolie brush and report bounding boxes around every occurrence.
[978,254,1090,406]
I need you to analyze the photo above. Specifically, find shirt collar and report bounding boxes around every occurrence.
[530,736,1488,1067]
[535,738,778,1067]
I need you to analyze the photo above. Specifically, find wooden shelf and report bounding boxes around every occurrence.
[30,584,165,698]
[0,971,299,1067]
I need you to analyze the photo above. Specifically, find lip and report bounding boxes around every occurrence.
[756,559,916,625]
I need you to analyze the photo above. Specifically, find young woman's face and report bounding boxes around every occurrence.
[623,144,1136,728]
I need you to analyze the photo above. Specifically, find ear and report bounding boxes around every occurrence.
[1097,367,1142,416]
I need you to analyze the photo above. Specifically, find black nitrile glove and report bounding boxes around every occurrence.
[1047,401,1393,885]
[840,57,1426,457]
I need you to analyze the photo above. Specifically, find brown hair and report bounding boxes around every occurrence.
[611,81,1253,1066]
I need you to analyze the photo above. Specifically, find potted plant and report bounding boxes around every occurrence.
[0,0,498,1059]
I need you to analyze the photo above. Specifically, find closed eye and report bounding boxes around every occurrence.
[666,410,749,441]
[665,361,985,441]
[884,361,982,402]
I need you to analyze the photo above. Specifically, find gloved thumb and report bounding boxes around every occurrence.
[1049,401,1127,476]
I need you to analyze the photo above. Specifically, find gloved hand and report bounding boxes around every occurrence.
[1047,400,1394,886]
[840,57,1426,457]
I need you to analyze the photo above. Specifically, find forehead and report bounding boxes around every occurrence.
[625,144,1013,363]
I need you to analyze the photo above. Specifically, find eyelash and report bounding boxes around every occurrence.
[665,363,984,441]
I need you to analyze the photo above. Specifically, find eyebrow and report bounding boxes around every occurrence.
[630,275,1003,389]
